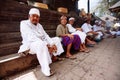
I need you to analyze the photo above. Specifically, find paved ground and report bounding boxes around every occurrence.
[7,36,120,80]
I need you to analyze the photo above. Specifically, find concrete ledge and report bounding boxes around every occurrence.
[0,54,39,78]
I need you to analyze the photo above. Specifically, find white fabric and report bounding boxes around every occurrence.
[93,25,103,37]
[97,32,103,37]
[30,40,51,76]
[81,23,93,33]
[82,23,103,40]
[66,24,76,33]
[93,25,102,32]
[66,24,86,43]
[93,25,103,39]
[95,20,99,23]
[69,17,75,21]
[95,33,101,40]
[29,8,40,16]
[110,31,117,35]
[18,20,64,76]
[117,31,120,36]
[113,23,120,29]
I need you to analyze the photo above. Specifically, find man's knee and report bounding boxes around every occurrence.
[31,41,46,49]
[52,37,60,42]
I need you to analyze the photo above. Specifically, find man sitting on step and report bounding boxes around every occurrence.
[18,8,64,77]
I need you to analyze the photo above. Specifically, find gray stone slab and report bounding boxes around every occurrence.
[6,37,120,80]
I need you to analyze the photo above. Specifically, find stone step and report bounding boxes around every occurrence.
[0,22,20,33]
[0,53,39,79]
[0,53,19,63]
[0,32,22,44]
[0,42,21,57]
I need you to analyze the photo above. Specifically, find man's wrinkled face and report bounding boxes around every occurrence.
[69,20,74,25]
[29,14,39,25]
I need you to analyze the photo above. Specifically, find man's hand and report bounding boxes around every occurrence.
[51,45,57,53]
[47,44,57,54]
[76,28,82,31]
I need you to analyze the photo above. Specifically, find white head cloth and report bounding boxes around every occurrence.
[95,20,99,23]
[29,8,40,16]
[69,17,75,21]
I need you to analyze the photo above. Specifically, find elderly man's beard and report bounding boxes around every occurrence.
[33,22,37,25]
[32,20,39,25]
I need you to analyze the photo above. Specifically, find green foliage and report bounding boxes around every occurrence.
[93,0,119,17]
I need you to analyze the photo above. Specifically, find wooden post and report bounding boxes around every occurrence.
[87,0,90,13]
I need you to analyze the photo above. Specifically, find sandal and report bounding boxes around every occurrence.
[80,49,85,52]
[48,70,55,77]
[57,57,65,61]
[52,56,65,62]
[84,49,90,53]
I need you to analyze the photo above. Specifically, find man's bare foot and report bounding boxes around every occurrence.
[80,49,85,52]
[84,49,90,53]
[52,56,65,62]
[66,53,76,59]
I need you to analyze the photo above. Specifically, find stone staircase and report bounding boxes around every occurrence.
[0,0,63,78]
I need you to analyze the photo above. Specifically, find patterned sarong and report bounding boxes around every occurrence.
[61,35,81,50]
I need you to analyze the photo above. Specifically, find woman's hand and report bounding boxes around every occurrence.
[67,34,74,39]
